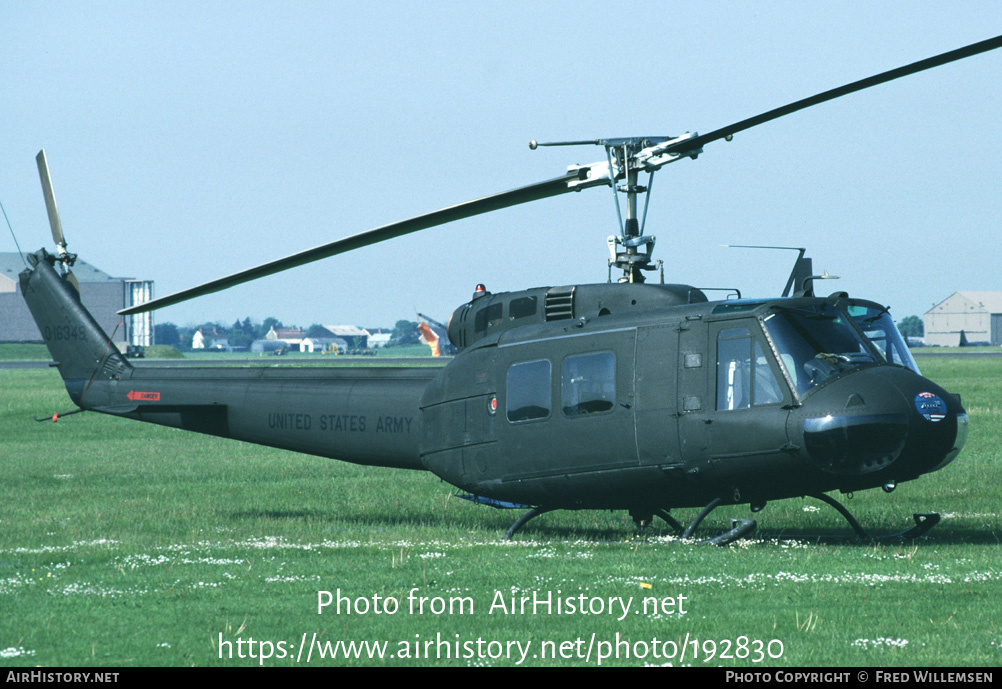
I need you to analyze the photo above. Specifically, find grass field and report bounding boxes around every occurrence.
[1,358,999,667]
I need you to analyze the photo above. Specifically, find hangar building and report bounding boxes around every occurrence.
[923,291,1002,347]
[0,252,154,347]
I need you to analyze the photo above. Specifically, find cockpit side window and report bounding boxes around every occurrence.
[716,327,783,411]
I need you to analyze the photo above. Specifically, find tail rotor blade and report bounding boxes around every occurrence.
[35,149,67,251]
[65,269,80,293]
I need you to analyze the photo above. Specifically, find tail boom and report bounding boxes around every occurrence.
[20,249,434,470]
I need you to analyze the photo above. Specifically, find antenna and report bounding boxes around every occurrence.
[724,245,810,297]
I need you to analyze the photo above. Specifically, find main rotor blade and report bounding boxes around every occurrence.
[36,150,66,248]
[664,33,1002,156]
[120,33,1002,316]
[119,169,594,314]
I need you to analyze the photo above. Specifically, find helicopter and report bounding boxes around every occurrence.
[19,35,999,544]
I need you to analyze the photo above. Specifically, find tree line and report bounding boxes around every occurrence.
[154,318,424,350]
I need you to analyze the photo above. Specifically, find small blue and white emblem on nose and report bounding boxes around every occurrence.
[914,392,947,422]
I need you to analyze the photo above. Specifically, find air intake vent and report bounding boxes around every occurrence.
[100,354,129,379]
[545,286,575,321]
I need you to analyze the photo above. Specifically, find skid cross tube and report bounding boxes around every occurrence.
[809,493,941,541]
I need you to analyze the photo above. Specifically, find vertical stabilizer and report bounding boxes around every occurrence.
[20,249,131,405]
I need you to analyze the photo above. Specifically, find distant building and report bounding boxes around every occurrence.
[924,291,1002,346]
[312,325,369,348]
[265,327,305,351]
[251,339,286,354]
[367,332,392,348]
[301,336,347,353]
[192,327,232,350]
[0,252,153,346]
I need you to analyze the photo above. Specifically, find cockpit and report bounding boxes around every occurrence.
[759,299,919,399]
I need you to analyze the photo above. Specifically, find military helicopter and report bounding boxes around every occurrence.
[20,35,999,544]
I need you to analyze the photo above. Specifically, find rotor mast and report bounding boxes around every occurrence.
[611,139,656,283]
[531,135,701,282]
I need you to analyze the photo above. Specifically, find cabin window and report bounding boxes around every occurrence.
[562,352,616,417]
[509,296,537,320]
[506,359,551,422]
[474,301,504,333]
[716,328,783,410]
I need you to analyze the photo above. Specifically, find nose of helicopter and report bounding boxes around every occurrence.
[793,367,968,480]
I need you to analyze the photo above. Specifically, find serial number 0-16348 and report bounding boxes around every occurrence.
[43,325,87,341]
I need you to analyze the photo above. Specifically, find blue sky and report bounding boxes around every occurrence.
[2,3,1000,329]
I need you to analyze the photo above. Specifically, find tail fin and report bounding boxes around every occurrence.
[20,249,131,405]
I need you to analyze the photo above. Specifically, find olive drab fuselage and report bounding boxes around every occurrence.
[21,249,968,523]
[419,282,967,511]
[22,252,967,517]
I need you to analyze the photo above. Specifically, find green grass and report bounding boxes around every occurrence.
[143,345,185,359]
[0,343,52,360]
[912,346,1002,354]
[1,359,1000,667]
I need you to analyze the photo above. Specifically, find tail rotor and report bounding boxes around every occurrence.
[35,149,80,291]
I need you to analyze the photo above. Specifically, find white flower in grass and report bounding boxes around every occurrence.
[0,647,36,659]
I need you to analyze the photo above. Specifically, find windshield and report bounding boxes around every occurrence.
[763,304,879,396]
[846,303,920,374]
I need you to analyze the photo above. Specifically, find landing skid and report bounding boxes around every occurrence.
[809,493,940,541]
[502,502,756,546]
[502,507,555,541]
[678,497,758,546]
[629,508,684,533]
[499,492,939,544]
[653,509,684,532]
